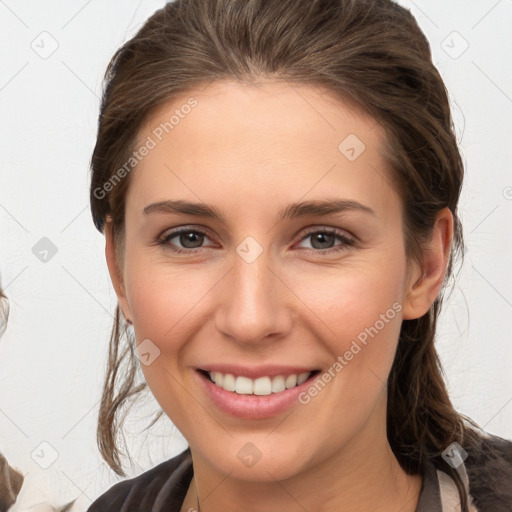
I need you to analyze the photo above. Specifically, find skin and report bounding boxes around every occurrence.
[104,80,453,512]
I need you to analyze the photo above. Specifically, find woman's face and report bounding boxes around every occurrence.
[107,80,430,481]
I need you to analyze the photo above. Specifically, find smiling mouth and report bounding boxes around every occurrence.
[198,369,322,396]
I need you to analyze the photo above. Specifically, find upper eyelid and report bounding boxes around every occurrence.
[300,226,354,240]
[160,225,355,248]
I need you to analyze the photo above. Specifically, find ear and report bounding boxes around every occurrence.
[402,208,454,320]
[104,218,132,323]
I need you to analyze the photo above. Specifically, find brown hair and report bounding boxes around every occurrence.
[89,0,480,507]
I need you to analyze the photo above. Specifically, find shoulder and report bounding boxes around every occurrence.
[464,429,512,512]
[87,447,193,512]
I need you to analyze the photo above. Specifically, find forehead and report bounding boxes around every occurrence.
[129,79,398,218]
[139,79,385,154]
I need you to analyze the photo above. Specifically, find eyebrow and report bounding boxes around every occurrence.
[143,198,375,222]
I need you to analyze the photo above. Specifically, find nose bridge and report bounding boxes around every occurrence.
[214,238,292,344]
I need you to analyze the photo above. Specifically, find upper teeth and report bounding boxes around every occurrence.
[208,371,312,395]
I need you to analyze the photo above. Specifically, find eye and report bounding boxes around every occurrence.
[156,226,356,255]
[296,228,356,253]
[157,227,214,253]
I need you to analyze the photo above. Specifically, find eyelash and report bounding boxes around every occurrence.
[156,226,356,255]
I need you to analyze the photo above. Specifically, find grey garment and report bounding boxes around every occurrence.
[416,461,443,512]
[87,433,512,512]
[88,450,193,512]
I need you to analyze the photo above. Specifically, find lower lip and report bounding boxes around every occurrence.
[195,370,320,420]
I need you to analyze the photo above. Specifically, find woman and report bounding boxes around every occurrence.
[87,0,512,510]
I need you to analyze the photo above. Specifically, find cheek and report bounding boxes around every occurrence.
[290,250,406,404]
[292,283,404,449]
[295,251,406,344]
[124,249,218,343]
[121,255,218,426]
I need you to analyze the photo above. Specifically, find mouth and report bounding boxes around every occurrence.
[197,369,322,396]
[195,368,322,419]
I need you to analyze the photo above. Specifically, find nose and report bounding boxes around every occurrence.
[214,245,293,345]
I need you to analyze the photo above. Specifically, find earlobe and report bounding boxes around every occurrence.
[401,208,454,320]
[104,218,132,322]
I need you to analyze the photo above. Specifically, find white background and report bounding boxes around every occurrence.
[0,0,511,507]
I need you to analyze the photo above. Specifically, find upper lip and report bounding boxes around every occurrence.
[197,364,319,380]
